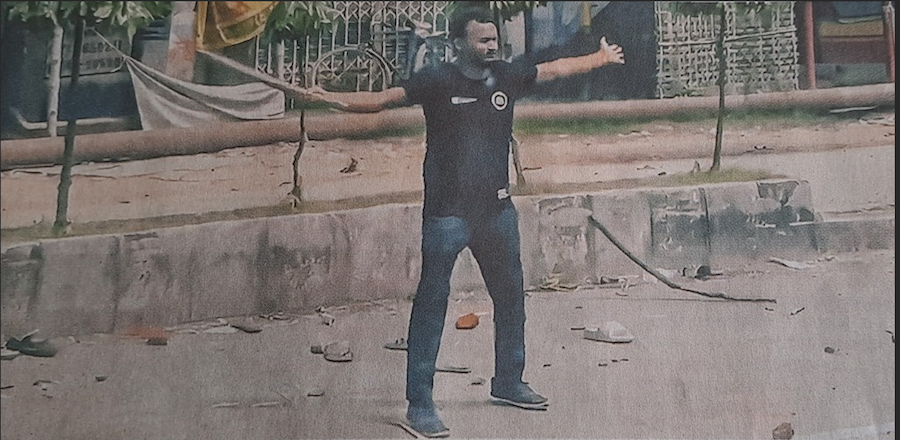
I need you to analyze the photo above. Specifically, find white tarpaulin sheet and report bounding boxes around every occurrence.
[125,56,284,130]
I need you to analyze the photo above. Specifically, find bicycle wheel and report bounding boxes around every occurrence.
[310,47,391,92]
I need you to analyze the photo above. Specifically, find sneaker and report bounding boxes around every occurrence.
[490,379,549,410]
[404,404,450,438]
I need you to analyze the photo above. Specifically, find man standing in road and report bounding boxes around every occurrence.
[314,6,624,438]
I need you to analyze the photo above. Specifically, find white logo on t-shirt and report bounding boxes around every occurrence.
[451,96,478,104]
[491,91,508,111]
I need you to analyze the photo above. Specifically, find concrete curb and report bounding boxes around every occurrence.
[1,179,893,338]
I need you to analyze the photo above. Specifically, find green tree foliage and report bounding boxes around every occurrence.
[10,1,171,39]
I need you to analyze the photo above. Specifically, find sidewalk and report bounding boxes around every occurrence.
[0,249,894,440]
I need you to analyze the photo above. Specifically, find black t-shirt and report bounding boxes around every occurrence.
[402,59,538,219]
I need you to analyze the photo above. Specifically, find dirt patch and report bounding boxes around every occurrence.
[1,110,893,243]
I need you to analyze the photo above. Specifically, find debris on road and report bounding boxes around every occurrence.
[383,338,408,351]
[470,377,486,386]
[768,257,814,270]
[887,330,895,343]
[789,307,805,316]
[316,307,336,326]
[858,114,895,126]
[340,157,358,173]
[212,402,239,408]
[231,322,263,334]
[455,313,479,330]
[203,325,238,334]
[260,312,291,321]
[436,365,471,374]
[33,379,59,397]
[251,401,282,408]
[597,276,630,289]
[323,341,353,362]
[539,273,579,292]
[1,348,20,361]
[584,321,634,344]
[95,375,108,382]
[683,265,723,280]
[772,422,794,439]
[824,346,836,354]
[127,326,169,346]
[598,362,608,367]
[307,389,325,397]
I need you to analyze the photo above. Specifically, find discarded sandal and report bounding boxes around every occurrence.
[231,322,262,334]
[5,335,57,358]
[384,338,408,351]
[323,341,353,362]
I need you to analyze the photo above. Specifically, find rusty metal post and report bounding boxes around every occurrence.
[802,1,817,89]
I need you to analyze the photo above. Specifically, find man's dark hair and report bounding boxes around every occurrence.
[448,6,495,40]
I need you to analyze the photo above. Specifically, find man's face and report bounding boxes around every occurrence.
[455,20,499,65]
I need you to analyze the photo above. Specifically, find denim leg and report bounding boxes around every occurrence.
[406,215,470,406]
[468,207,526,386]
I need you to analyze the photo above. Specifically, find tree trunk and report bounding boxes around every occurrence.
[53,14,84,235]
[46,3,64,137]
[289,110,307,208]
[711,6,727,172]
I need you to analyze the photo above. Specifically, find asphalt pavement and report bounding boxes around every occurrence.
[0,249,894,440]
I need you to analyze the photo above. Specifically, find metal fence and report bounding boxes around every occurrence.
[655,1,800,98]
[255,1,450,92]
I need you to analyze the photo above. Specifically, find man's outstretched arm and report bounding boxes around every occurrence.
[535,36,625,84]
[313,87,408,113]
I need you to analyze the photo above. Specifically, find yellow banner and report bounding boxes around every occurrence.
[196,1,277,50]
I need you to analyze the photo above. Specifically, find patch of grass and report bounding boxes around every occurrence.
[1,191,423,245]
[513,118,649,136]
[662,167,780,186]
[512,106,859,138]
[0,168,784,245]
[520,168,783,197]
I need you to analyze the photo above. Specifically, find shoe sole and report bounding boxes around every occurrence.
[490,396,550,410]
[395,421,450,439]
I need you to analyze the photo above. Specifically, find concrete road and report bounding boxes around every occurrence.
[0,249,894,440]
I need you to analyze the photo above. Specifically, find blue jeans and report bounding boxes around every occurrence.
[406,206,527,406]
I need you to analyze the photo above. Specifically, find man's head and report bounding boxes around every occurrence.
[449,7,499,66]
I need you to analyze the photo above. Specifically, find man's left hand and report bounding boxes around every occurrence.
[598,36,625,66]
